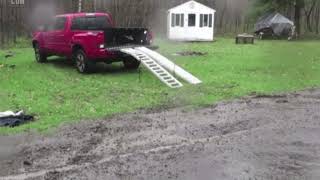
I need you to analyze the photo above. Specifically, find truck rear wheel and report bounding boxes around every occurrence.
[34,44,47,63]
[74,49,93,73]
[123,56,140,70]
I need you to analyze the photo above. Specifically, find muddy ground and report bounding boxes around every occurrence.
[1,89,320,180]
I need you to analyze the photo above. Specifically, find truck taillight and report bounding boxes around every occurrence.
[147,31,154,44]
[99,44,105,49]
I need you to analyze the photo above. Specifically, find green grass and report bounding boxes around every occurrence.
[0,37,32,49]
[1,38,320,133]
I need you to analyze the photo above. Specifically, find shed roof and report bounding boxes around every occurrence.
[168,0,216,13]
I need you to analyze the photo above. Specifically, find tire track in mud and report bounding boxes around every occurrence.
[0,127,256,180]
[1,89,320,180]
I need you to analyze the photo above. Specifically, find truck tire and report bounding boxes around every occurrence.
[34,43,47,63]
[123,56,140,70]
[74,49,93,73]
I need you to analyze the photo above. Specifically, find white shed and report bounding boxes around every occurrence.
[167,0,216,41]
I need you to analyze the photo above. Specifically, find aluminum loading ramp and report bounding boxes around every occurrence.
[120,47,202,88]
[121,48,183,88]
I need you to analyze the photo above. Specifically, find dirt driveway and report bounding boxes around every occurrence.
[1,89,320,180]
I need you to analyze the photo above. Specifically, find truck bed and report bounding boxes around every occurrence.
[103,28,152,49]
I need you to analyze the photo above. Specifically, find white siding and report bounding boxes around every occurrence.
[167,1,216,41]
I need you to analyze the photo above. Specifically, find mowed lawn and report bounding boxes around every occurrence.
[1,38,320,133]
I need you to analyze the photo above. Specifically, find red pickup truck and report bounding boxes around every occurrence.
[32,13,154,73]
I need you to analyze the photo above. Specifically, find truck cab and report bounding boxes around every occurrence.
[32,13,153,73]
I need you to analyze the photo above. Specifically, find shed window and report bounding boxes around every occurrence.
[204,14,208,26]
[171,13,184,27]
[200,14,212,28]
[171,13,175,27]
[188,14,196,27]
[181,14,184,27]
[175,14,181,26]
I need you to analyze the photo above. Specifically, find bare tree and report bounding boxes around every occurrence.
[78,0,82,12]
[304,0,316,32]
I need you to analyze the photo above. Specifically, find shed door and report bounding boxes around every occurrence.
[186,13,197,39]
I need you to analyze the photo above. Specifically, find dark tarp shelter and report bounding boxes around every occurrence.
[254,13,294,37]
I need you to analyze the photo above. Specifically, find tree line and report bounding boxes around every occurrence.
[0,0,249,47]
[93,0,250,34]
[0,0,75,48]
[1,0,320,47]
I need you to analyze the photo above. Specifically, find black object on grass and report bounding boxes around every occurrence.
[4,54,14,59]
[175,51,208,56]
[0,113,34,127]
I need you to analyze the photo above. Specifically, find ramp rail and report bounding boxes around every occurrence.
[121,48,183,88]
[120,47,202,88]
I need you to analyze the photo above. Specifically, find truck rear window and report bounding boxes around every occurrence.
[71,16,111,30]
